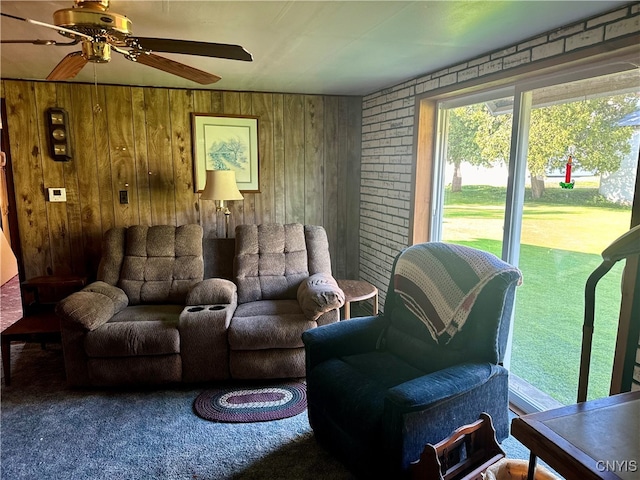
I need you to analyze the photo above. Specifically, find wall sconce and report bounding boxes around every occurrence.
[199,170,244,238]
[46,107,72,161]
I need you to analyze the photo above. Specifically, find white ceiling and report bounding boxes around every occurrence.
[0,1,631,96]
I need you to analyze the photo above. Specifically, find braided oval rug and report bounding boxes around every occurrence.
[194,381,307,423]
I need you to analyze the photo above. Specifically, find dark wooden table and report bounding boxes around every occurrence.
[21,275,88,311]
[336,279,378,319]
[1,312,62,385]
[1,275,87,385]
[511,390,640,480]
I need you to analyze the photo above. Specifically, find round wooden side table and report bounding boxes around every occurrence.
[336,279,378,320]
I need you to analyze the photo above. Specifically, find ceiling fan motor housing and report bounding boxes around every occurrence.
[75,0,110,10]
[53,1,132,45]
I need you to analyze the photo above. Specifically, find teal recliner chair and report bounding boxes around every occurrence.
[302,242,522,478]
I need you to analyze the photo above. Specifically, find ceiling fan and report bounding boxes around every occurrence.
[0,0,252,85]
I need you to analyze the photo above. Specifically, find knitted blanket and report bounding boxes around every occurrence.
[393,243,522,344]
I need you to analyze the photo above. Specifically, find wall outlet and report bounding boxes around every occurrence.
[119,190,129,204]
[47,188,66,202]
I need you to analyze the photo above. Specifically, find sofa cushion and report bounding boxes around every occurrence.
[112,224,204,305]
[84,305,181,357]
[228,300,316,350]
[107,304,183,323]
[235,224,310,303]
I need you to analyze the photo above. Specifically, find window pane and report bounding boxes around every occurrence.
[441,98,514,258]
[512,71,638,406]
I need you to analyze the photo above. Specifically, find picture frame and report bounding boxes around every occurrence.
[191,113,260,193]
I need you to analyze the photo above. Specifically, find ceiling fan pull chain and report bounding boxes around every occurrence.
[93,63,102,114]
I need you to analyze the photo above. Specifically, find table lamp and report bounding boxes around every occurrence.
[200,169,244,238]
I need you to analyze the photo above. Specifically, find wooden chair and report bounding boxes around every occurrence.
[410,413,506,480]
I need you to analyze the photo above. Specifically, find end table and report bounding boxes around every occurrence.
[336,279,378,320]
[1,274,87,385]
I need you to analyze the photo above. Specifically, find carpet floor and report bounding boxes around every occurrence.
[1,341,533,479]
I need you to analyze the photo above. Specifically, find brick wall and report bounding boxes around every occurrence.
[359,3,640,308]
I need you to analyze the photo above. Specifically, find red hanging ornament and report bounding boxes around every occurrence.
[560,154,575,189]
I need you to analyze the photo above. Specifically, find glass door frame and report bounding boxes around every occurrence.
[430,60,639,412]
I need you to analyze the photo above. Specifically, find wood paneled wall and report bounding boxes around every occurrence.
[1,80,362,281]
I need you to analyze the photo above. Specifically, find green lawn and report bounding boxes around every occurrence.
[443,185,631,405]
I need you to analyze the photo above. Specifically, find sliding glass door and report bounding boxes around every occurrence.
[511,71,638,408]
[432,66,639,411]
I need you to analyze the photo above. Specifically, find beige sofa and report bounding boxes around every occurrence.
[56,223,344,386]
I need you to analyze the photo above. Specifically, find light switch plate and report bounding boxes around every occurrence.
[47,187,67,202]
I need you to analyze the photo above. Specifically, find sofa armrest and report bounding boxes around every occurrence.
[186,278,237,306]
[385,363,503,414]
[82,281,129,310]
[55,281,129,332]
[302,314,389,370]
[297,273,345,321]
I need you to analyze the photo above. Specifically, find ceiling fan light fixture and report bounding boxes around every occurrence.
[81,39,110,62]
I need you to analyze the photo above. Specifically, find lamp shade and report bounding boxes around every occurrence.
[200,170,244,201]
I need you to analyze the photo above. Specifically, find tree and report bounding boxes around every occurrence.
[447,104,511,191]
[207,137,249,170]
[526,95,636,198]
[445,93,637,199]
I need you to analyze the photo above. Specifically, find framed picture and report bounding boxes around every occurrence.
[191,113,260,193]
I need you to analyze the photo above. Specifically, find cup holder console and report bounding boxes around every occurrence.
[186,305,226,313]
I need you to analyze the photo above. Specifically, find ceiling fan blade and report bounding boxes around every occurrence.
[134,53,221,85]
[1,38,80,46]
[47,52,88,80]
[133,37,252,62]
[1,12,93,41]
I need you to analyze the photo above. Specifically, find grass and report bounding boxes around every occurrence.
[443,184,631,405]
[444,183,629,210]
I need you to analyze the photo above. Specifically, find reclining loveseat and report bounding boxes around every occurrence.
[56,223,344,387]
